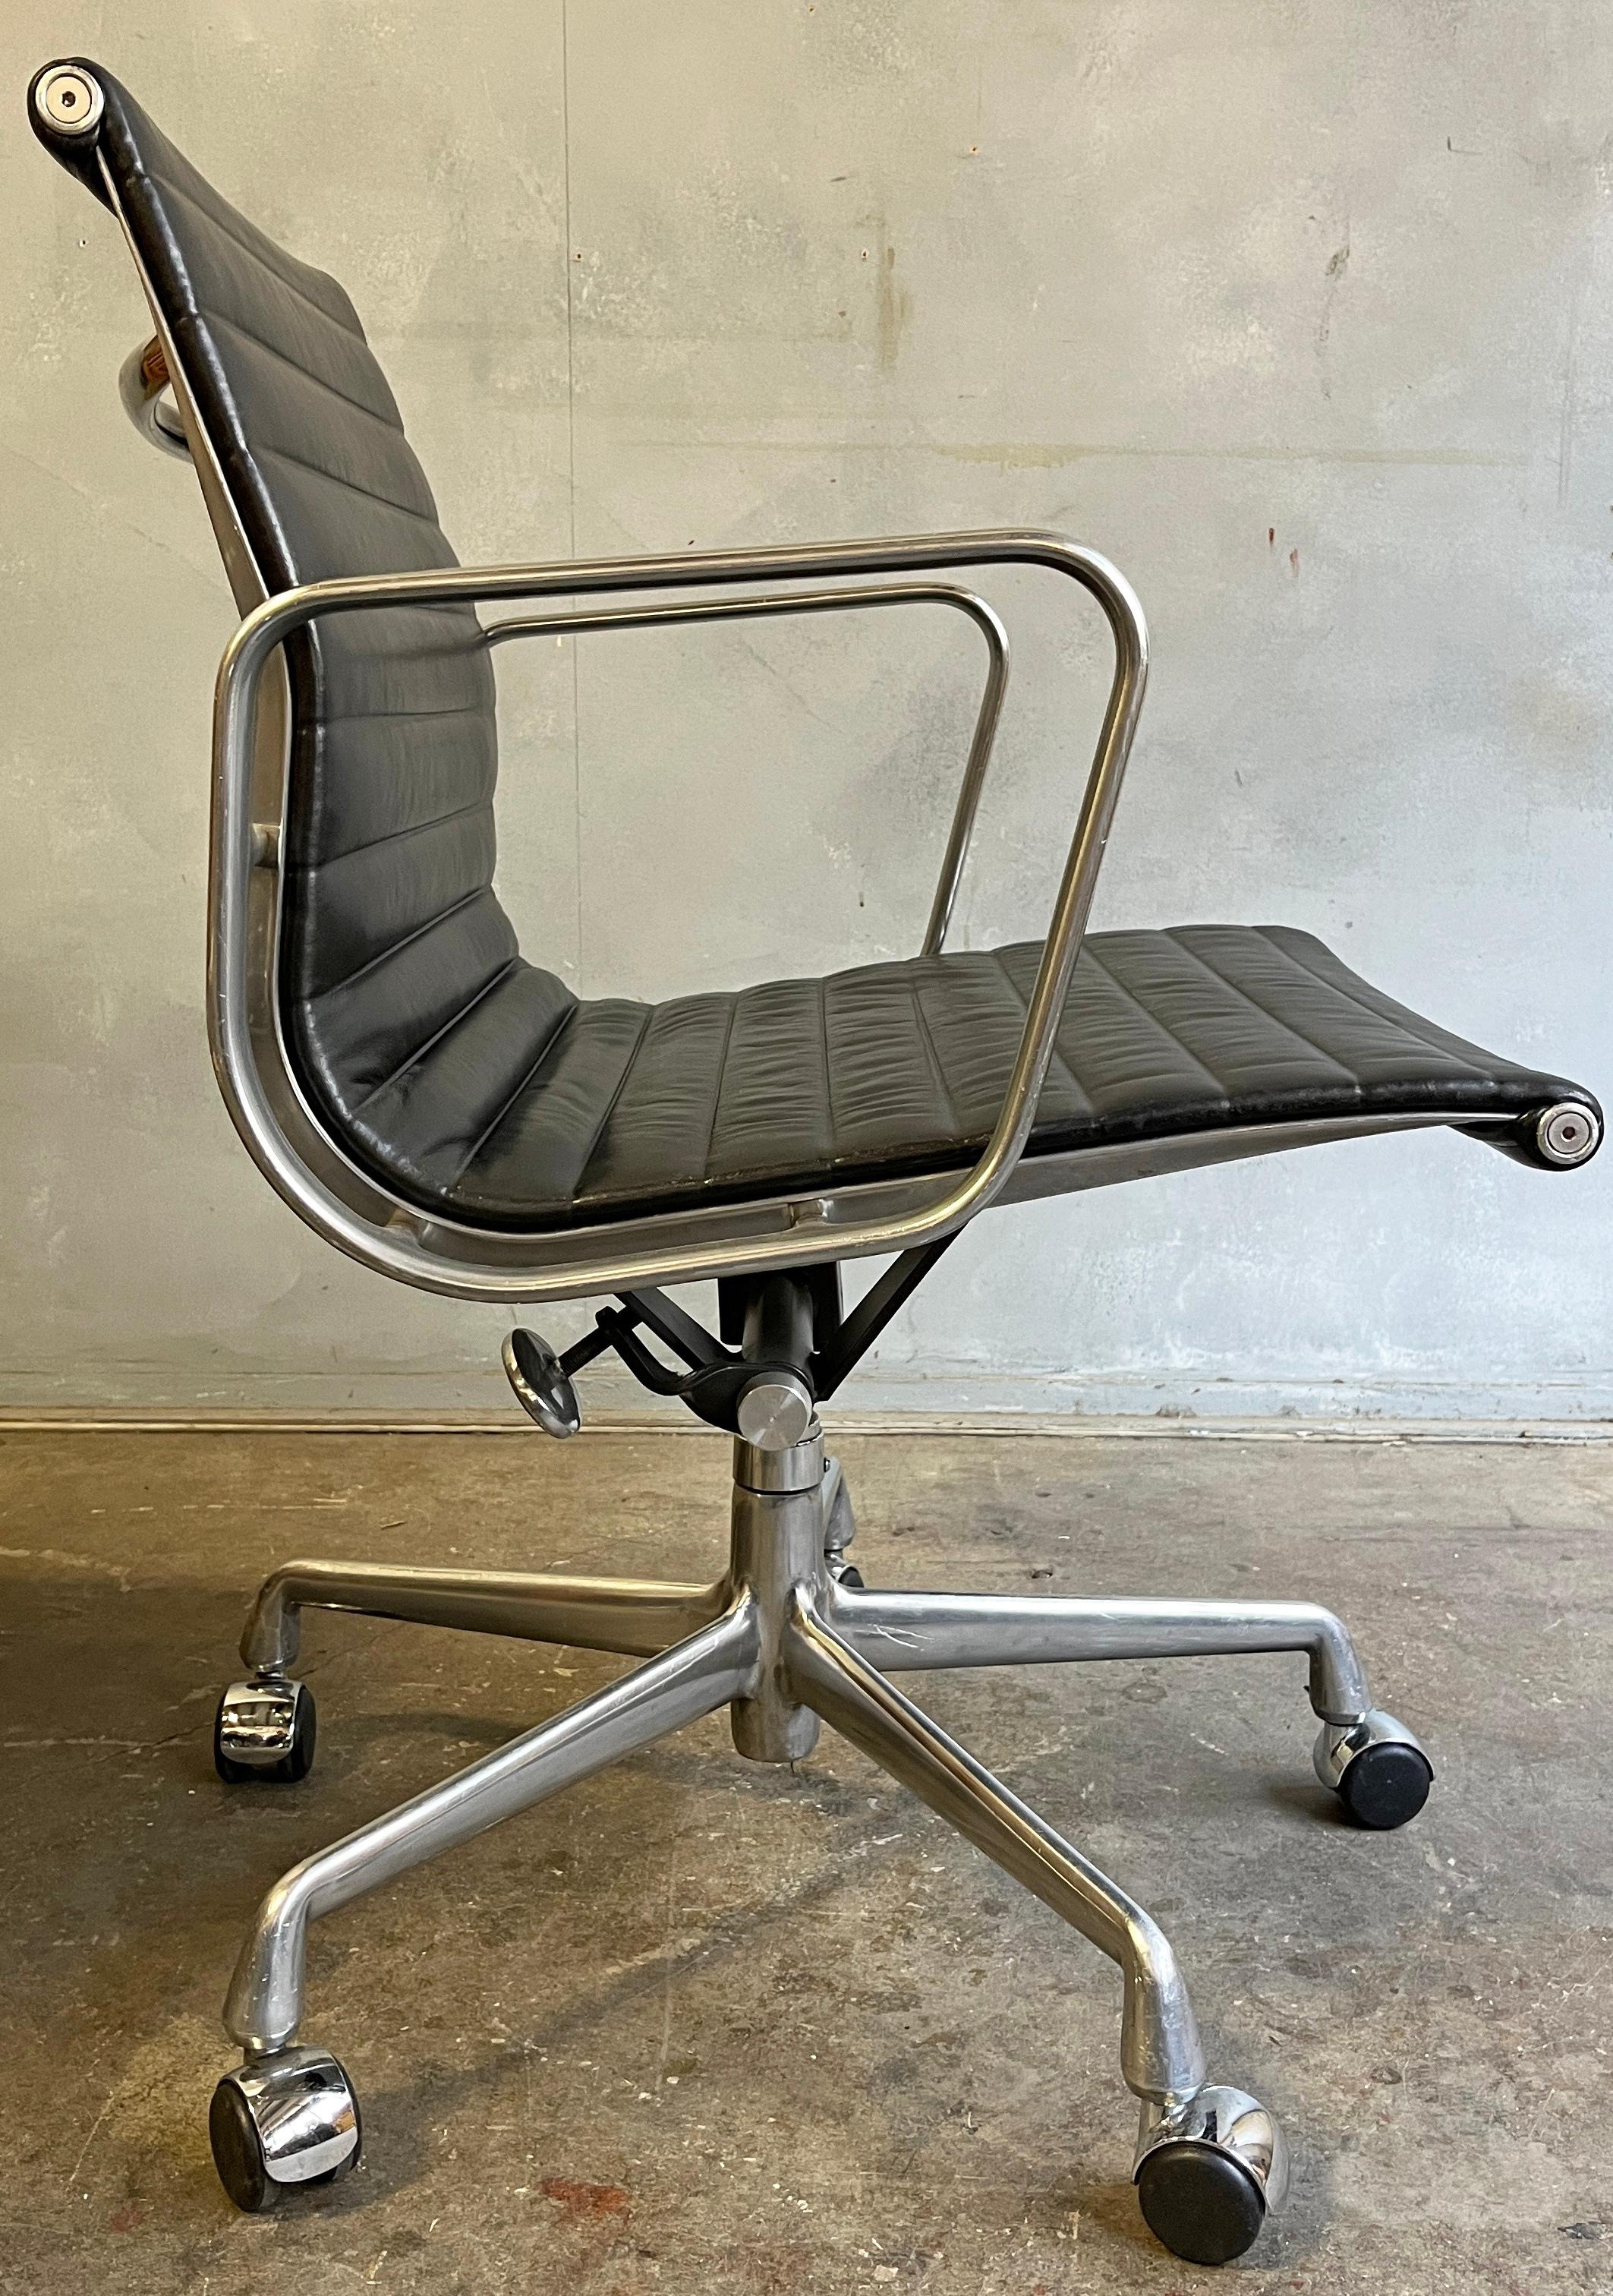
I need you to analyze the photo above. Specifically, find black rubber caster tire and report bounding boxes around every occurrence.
[1338,1740,1432,1831]
[213,1682,317,1785]
[1136,2141,1267,2266]
[831,1562,865,1588]
[209,2077,280,2212]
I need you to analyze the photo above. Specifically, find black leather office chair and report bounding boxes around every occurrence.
[31,57,1602,2266]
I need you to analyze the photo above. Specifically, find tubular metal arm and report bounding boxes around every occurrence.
[827,1587,1373,1724]
[240,1557,729,1674]
[484,582,1008,957]
[118,333,191,460]
[208,528,1148,1304]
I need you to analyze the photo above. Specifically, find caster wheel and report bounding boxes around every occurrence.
[1134,2084,1287,2267]
[1338,1740,1432,1830]
[214,1676,316,1784]
[1137,2141,1266,2265]
[1314,1709,1432,1831]
[210,2046,361,2212]
[829,1560,865,1588]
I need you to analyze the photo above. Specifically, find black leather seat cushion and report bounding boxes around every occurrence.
[39,69,1593,1238]
[333,922,1586,1228]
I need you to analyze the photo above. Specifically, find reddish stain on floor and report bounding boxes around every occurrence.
[540,2175,631,2222]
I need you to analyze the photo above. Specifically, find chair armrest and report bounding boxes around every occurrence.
[210,528,1147,1301]
[480,579,1010,956]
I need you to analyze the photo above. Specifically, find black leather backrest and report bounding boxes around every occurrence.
[32,63,577,1207]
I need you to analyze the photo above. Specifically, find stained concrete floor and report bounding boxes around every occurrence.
[0,1423,1609,2295]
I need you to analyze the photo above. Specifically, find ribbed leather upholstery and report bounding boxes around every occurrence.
[39,63,571,1197]
[430,924,1587,1227]
[39,68,1596,1234]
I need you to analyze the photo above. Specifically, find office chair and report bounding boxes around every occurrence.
[30,56,1601,2266]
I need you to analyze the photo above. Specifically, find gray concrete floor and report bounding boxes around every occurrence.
[1,1424,1609,2295]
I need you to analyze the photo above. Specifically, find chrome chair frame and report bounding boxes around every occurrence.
[207,529,1550,1303]
[55,74,1537,2241]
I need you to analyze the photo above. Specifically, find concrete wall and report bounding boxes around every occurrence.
[5,1,1611,1418]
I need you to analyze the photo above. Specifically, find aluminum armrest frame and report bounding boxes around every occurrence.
[481,581,1009,957]
[207,528,1148,1304]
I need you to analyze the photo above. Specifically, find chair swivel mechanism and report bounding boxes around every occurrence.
[32,58,1602,2269]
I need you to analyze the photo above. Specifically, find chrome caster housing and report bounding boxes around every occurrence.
[214,1675,316,1784]
[210,2046,361,2212]
[1134,2085,1287,2266]
[1314,1708,1432,1831]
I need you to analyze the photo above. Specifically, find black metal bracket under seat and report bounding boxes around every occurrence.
[503,1245,957,1438]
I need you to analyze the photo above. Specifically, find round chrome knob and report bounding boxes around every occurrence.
[736,1373,814,1452]
[35,66,104,135]
[502,1329,581,1438]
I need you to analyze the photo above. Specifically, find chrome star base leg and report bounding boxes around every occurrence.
[828,1582,1433,1827]
[785,1593,1206,2106]
[221,1608,755,2060]
[210,1424,1429,2263]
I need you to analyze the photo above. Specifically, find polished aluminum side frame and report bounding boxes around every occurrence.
[205,541,1529,1302]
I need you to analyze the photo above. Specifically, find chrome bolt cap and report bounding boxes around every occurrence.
[35,67,104,135]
